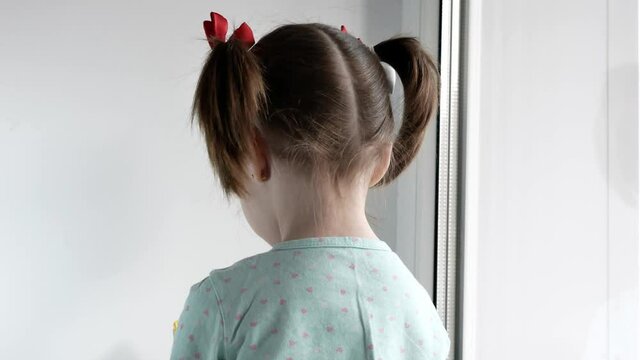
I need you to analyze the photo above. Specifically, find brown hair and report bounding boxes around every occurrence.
[192,23,440,199]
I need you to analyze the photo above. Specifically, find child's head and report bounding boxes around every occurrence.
[192,22,439,242]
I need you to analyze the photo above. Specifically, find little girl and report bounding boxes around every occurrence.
[170,12,450,360]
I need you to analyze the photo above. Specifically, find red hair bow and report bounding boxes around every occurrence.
[340,24,361,41]
[203,12,255,49]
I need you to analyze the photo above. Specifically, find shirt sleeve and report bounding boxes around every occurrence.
[170,276,225,360]
[425,300,452,360]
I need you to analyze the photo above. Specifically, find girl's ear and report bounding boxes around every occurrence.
[249,130,271,181]
[369,143,393,187]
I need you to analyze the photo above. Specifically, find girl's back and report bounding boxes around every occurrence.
[172,10,448,360]
[171,237,450,359]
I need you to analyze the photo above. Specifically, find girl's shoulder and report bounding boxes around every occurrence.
[209,249,270,274]
[206,249,276,288]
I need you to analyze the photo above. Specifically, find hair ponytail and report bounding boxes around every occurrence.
[373,37,440,184]
[191,37,267,199]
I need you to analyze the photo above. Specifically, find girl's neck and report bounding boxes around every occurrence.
[269,171,378,246]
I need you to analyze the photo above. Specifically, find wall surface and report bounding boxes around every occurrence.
[462,0,639,359]
[0,1,431,359]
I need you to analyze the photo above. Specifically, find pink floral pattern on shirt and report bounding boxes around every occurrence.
[170,236,451,360]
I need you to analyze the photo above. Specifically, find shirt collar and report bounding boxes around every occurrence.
[269,236,391,252]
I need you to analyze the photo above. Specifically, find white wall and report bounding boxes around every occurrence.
[462,0,639,359]
[0,1,423,359]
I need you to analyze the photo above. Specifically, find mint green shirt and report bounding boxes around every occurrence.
[170,236,451,360]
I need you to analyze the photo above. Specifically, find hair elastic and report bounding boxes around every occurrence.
[379,62,397,94]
